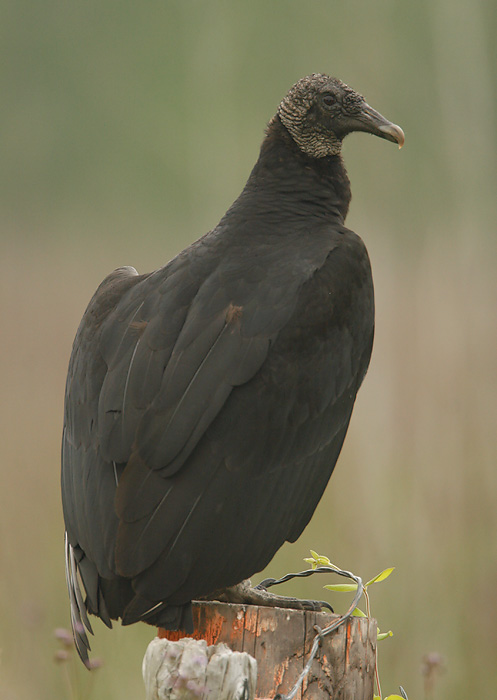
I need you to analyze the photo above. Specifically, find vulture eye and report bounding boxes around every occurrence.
[322,94,335,107]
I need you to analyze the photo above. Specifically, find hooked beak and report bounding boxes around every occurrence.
[347,103,405,149]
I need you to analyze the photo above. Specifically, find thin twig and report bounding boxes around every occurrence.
[374,639,382,699]
[363,588,382,698]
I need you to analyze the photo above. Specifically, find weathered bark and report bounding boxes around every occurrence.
[143,637,257,700]
[150,601,377,699]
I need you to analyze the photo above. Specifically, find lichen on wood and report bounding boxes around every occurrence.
[143,636,257,700]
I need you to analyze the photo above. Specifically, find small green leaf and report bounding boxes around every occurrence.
[317,557,331,567]
[351,607,367,617]
[377,630,393,641]
[304,557,317,569]
[307,550,335,568]
[323,583,358,593]
[365,567,395,587]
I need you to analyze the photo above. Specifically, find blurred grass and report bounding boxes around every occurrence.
[1,1,496,699]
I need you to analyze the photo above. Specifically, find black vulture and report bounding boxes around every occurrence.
[61,74,404,665]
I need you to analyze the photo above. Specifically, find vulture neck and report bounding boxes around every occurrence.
[240,116,351,223]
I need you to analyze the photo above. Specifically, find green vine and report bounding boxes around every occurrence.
[305,551,406,700]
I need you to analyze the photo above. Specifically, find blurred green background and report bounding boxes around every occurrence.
[1,1,496,698]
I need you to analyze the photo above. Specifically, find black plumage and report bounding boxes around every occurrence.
[61,74,404,664]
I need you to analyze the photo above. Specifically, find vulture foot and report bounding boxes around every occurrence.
[202,578,333,613]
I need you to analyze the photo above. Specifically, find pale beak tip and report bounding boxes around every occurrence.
[379,122,405,149]
[394,124,405,149]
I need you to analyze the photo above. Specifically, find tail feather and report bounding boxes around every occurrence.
[77,553,113,628]
[64,533,95,667]
[64,532,195,667]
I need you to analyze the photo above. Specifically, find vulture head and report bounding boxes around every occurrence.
[276,73,405,158]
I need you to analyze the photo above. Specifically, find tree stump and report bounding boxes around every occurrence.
[148,601,377,699]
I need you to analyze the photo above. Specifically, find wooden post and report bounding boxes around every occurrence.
[143,602,377,699]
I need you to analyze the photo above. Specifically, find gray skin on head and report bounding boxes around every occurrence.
[276,73,404,158]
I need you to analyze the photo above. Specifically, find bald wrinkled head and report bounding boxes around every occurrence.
[276,74,405,158]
